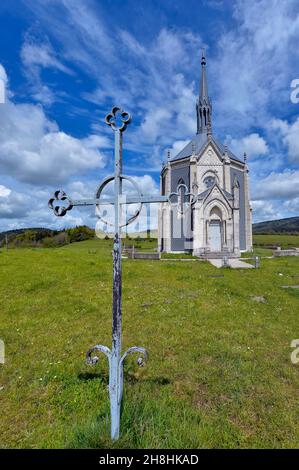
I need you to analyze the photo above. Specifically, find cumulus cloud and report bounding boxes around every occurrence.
[0,186,31,219]
[252,170,299,200]
[226,133,269,159]
[0,65,106,185]
[0,182,97,231]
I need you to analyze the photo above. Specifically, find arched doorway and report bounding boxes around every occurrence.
[208,206,222,252]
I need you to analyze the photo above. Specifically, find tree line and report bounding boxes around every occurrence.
[0,226,95,249]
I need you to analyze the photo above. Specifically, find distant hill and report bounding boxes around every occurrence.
[0,225,157,249]
[0,226,94,248]
[0,228,57,243]
[253,216,299,234]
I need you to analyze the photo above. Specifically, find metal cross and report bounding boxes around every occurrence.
[48,106,196,441]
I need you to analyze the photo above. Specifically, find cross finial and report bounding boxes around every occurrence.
[105,106,131,132]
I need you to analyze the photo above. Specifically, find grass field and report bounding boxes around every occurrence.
[253,234,299,249]
[0,236,298,449]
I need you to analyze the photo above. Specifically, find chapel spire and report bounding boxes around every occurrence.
[196,48,212,135]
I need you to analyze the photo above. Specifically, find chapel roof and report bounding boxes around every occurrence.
[170,134,243,163]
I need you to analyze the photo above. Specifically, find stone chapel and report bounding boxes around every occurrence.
[158,51,252,257]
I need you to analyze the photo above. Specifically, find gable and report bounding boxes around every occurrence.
[197,143,223,166]
[199,183,233,207]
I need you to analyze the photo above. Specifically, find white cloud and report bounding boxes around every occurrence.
[212,0,299,132]
[226,133,269,158]
[0,187,31,219]
[170,140,190,157]
[0,64,8,84]
[0,185,11,197]
[251,200,283,222]
[21,34,73,104]
[0,64,8,103]
[253,170,299,200]
[21,38,72,74]
[283,198,299,214]
[132,175,159,195]
[0,65,106,185]
[271,118,299,163]
[139,108,173,144]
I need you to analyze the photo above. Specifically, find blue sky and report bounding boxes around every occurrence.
[0,0,298,231]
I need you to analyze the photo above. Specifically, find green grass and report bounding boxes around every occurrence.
[240,234,299,258]
[253,234,299,249]
[0,237,298,449]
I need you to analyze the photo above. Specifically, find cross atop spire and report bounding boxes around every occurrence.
[196,48,212,135]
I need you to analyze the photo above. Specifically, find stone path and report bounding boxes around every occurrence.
[209,258,254,269]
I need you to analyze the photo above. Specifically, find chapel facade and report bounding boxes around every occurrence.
[158,51,252,257]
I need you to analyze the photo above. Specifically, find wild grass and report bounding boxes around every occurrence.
[253,234,299,249]
[0,236,298,448]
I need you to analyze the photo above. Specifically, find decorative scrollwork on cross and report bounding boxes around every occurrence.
[86,344,112,366]
[120,346,149,368]
[48,190,73,217]
[105,106,131,132]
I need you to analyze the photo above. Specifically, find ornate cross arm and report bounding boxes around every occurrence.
[48,190,73,217]
[48,191,169,216]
